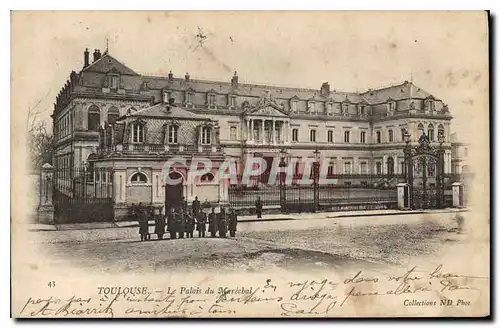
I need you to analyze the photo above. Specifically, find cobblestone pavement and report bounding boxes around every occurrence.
[30,212,479,274]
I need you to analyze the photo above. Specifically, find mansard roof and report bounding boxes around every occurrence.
[360,81,433,104]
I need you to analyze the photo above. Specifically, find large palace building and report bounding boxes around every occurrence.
[52,48,458,218]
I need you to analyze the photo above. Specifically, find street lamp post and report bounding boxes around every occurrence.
[279,148,288,212]
[313,148,321,212]
[403,130,412,208]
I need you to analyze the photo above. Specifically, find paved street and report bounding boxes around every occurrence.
[29,211,478,274]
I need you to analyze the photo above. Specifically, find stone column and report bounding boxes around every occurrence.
[38,163,54,224]
[261,119,265,142]
[246,119,250,140]
[250,119,254,141]
[152,170,163,204]
[382,155,387,174]
[272,119,276,144]
[394,155,399,174]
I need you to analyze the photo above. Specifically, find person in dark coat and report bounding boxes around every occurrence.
[218,207,227,238]
[192,196,201,217]
[228,208,238,237]
[181,197,188,213]
[167,208,176,239]
[208,207,217,238]
[177,208,186,239]
[196,212,207,238]
[186,210,195,238]
[138,203,148,241]
[154,210,166,240]
[255,197,263,219]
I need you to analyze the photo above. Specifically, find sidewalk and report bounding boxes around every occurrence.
[27,208,467,231]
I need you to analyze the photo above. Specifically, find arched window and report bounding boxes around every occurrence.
[88,105,100,131]
[438,124,445,138]
[130,172,148,184]
[107,106,120,125]
[388,129,394,142]
[427,124,435,141]
[132,124,145,143]
[202,127,211,145]
[200,172,215,182]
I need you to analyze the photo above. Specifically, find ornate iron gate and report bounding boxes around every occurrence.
[404,132,445,209]
[53,167,114,223]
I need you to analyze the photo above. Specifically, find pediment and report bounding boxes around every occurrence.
[248,103,289,117]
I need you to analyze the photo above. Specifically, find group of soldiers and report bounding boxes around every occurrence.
[132,197,238,242]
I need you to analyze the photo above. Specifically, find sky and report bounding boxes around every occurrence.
[11,11,489,144]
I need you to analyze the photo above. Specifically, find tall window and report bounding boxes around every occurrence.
[310,129,316,142]
[401,128,406,141]
[168,125,179,144]
[327,164,335,176]
[109,75,120,89]
[186,92,192,104]
[388,101,396,113]
[229,96,236,107]
[376,131,381,143]
[428,124,434,141]
[88,105,100,131]
[360,162,368,174]
[344,130,350,143]
[291,100,297,112]
[230,126,237,141]
[360,131,366,144]
[388,129,394,142]
[132,124,144,143]
[342,103,349,114]
[202,127,211,144]
[327,130,334,143]
[308,101,315,113]
[292,128,299,142]
[107,106,120,125]
[376,162,382,174]
[208,94,216,107]
[343,162,352,174]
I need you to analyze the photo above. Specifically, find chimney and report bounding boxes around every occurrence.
[231,71,238,88]
[93,49,99,62]
[84,48,89,68]
[168,71,174,82]
[321,82,330,97]
[185,72,190,82]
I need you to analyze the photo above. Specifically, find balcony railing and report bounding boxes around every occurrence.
[100,143,223,155]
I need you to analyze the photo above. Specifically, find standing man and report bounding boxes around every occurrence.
[167,207,176,239]
[186,210,195,238]
[138,203,148,241]
[178,207,186,239]
[228,208,238,238]
[208,207,217,238]
[218,207,227,238]
[192,196,201,217]
[181,196,188,213]
[196,211,207,238]
[255,196,263,219]
[154,207,165,240]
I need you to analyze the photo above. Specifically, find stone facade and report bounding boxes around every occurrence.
[52,48,456,213]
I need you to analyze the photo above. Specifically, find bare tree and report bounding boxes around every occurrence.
[26,90,53,170]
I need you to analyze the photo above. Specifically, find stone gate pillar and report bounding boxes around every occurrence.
[397,182,410,210]
[38,163,54,224]
[452,182,465,208]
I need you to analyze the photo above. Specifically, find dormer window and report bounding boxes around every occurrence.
[290,99,298,112]
[342,103,349,115]
[185,92,193,105]
[163,91,171,103]
[387,101,396,114]
[326,102,333,115]
[108,74,120,90]
[308,100,315,113]
[207,93,216,109]
[228,95,236,109]
[359,105,366,116]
